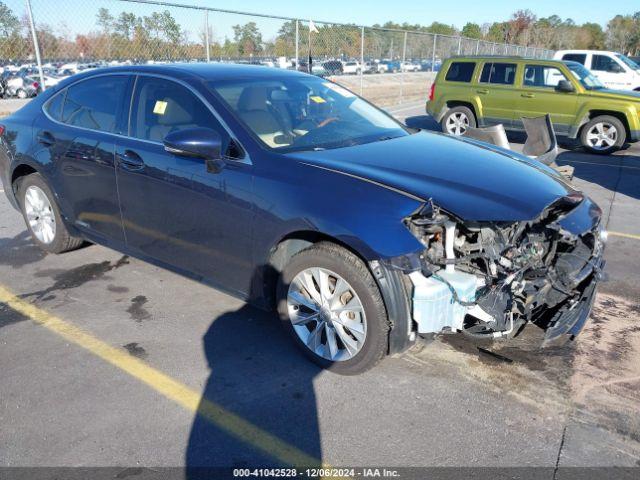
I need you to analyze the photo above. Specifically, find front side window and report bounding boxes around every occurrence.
[61,75,128,132]
[130,77,225,144]
[210,76,408,152]
[592,55,622,72]
[479,62,517,85]
[523,65,569,88]
[445,62,476,82]
[562,53,586,65]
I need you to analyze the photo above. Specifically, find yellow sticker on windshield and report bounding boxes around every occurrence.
[153,100,168,115]
[310,96,326,103]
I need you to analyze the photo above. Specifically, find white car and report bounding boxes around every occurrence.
[342,61,361,75]
[400,61,420,72]
[554,50,640,91]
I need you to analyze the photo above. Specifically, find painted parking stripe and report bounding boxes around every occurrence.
[609,231,640,241]
[0,284,321,467]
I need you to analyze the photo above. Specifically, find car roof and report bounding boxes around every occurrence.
[555,49,619,54]
[445,56,567,64]
[68,62,309,82]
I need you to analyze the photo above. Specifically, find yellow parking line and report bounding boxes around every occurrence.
[609,231,640,241]
[0,284,321,467]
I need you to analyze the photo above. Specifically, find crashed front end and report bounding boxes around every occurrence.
[390,192,606,347]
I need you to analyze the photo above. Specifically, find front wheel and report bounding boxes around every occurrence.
[16,173,84,254]
[441,106,477,136]
[277,242,389,375]
[580,115,626,155]
[16,88,27,99]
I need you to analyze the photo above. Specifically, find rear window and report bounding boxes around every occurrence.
[445,62,476,82]
[479,62,517,85]
[562,53,587,65]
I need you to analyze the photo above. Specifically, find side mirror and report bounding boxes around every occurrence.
[610,63,624,73]
[555,80,575,93]
[164,127,222,160]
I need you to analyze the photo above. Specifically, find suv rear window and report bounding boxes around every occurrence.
[479,62,517,85]
[445,62,476,82]
[562,53,587,65]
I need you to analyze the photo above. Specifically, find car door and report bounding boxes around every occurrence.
[35,74,131,243]
[476,61,519,128]
[589,54,628,89]
[514,64,579,135]
[115,75,254,296]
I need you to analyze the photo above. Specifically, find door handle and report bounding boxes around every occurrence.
[476,89,489,94]
[117,150,145,170]
[521,93,535,98]
[37,131,55,146]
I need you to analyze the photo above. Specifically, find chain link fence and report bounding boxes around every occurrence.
[1,0,554,106]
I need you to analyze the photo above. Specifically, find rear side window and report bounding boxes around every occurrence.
[61,75,128,133]
[445,62,476,82]
[562,53,587,65]
[44,91,65,121]
[130,76,225,143]
[480,62,517,85]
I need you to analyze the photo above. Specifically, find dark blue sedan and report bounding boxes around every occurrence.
[0,64,606,374]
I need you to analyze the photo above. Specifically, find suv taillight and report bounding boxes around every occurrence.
[33,81,39,89]
[428,83,435,102]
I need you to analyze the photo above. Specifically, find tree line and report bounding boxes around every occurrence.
[1,2,639,63]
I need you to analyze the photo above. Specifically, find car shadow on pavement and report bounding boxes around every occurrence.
[185,299,322,475]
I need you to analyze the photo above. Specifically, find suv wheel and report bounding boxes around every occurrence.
[16,173,84,254]
[16,88,27,99]
[441,106,476,136]
[580,115,626,155]
[277,242,389,375]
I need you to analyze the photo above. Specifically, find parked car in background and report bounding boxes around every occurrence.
[0,64,606,373]
[427,56,640,154]
[342,61,361,75]
[362,61,375,74]
[4,75,38,98]
[322,60,343,76]
[400,61,420,72]
[380,60,401,73]
[554,50,640,91]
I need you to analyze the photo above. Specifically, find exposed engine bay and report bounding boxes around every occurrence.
[401,194,607,344]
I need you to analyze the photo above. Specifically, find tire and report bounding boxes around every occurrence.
[580,115,626,155]
[277,242,389,375]
[16,88,27,99]
[441,106,477,136]
[15,173,84,254]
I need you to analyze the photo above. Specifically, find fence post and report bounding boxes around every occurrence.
[431,34,437,72]
[360,26,365,96]
[295,20,299,71]
[25,0,45,91]
[457,36,462,55]
[204,10,210,62]
[399,30,407,104]
[491,43,495,54]
[475,39,480,55]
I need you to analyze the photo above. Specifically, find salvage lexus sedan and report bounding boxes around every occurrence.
[0,64,606,374]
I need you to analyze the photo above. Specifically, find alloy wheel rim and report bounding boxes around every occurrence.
[24,185,56,244]
[446,112,469,135]
[287,267,367,361]
[586,122,617,150]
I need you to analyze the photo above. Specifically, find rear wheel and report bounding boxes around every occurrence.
[580,115,626,155]
[277,242,389,375]
[16,173,83,254]
[441,106,476,136]
[16,88,27,99]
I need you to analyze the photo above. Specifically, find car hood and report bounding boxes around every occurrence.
[588,88,640,101]
[288,132,574,221]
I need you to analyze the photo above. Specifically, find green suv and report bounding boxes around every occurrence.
[426,56,640,154]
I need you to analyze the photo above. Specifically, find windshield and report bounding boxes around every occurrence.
[210,76,408,152]
[567,63,605,90]
[616,54,640,71]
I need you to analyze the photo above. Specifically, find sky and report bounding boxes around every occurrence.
[6,0,639,43]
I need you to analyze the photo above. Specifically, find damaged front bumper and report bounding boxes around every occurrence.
[377,193,607,352]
